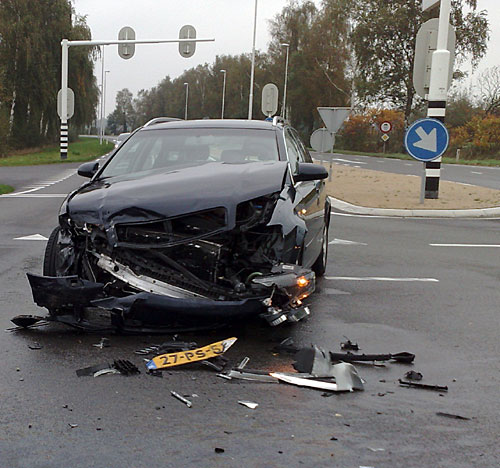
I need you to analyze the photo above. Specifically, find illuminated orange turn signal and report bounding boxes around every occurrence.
[297,276,310,288]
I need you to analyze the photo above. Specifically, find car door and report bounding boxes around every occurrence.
[284,128,326,268]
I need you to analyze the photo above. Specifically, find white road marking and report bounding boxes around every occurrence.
[329,238,367,246]
[14,234,48,241]
[430,243,500,248]
[325,276,439,282]
[471,171,482,175]
[8,169,76,196]
[332,158,367,165]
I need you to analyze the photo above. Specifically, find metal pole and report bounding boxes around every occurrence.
[99,46,105,144]
[420,163,426,204]
[103,70,110,139]
[220,69,226,119]
[60,39,69,160]
[281,43,289,119]
[248,0,258,120]
[184,82,189,120]
[424,0,451,199]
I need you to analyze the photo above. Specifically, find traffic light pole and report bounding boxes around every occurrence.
[59,36,215,160]
[425,0,451,199]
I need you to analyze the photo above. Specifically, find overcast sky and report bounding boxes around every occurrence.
[72,0,499,117]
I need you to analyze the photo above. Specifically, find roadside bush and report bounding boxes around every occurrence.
[336,108,405,153]
[449,114,500,160]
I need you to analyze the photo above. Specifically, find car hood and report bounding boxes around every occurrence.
[66,161,288,228]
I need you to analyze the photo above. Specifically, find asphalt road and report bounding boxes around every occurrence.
[313,152,500,190]
[1,163,499,467]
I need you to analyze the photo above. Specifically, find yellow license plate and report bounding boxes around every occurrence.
[146,337,237,370]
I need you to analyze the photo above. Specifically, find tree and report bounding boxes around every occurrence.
[350,0,489,122]
[0,0,98,149]
[268,0,351,136]
[476,66,500,115]
[113,88,136,132]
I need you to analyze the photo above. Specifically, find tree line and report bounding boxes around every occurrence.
[0,0,98,155]
[108,0,489,152]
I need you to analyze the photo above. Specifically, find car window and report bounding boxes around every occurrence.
[284,129,303,174]
[289,128,313,163]
[100,128,280,179]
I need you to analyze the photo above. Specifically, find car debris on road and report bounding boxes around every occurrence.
[145,337,237,371]
[399,379,448,392]
[171,391,192,408]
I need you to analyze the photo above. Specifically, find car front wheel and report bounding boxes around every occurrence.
[43,226,61,276]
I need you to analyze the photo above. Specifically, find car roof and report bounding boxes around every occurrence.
[140,119,279,132]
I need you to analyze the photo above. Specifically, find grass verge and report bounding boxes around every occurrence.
[0,137,113,167]
[0,184,14,195]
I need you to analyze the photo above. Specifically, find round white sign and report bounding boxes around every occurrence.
[380,121,392,133]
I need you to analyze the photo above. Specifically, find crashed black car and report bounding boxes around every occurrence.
[27,118,330,333]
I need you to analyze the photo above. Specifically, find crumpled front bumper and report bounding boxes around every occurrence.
[26,267,314,333]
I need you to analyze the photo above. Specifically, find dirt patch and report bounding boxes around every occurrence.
[321,162,500,210]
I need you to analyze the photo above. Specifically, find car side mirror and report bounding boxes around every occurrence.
[77,161,99,178]
[294,163,328,182]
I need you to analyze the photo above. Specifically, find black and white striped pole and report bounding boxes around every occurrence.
[60,39,69,160]
[424,0,451,199]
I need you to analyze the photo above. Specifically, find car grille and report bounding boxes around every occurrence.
[115,207,227,246]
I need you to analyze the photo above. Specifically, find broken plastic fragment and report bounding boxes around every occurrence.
[171,391,192,408]
[405,370,423,381]
[435,412,470,421]
[236,356,250,370]
[92,338,110,349]
[28,342,43,350]
[238,400,258,409]
[146,337,237,370]
[76,363,112,377]
[93,368,119,378]
[399,379,448,392]
[113,360,140,375]
[11,315,44,328]
[225,369,279,383]
[340,338,360,351]
[271,369,364,392]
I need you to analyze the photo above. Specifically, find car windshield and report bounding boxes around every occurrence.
[100,127,280,179]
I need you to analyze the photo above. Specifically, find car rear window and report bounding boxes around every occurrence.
[100,128,280,178]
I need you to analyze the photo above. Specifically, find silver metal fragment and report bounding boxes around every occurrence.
[171,391,192,408]
[93,368,119,378]
[238,400,258,409]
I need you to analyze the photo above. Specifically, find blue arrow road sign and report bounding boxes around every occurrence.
[404,118,449,162]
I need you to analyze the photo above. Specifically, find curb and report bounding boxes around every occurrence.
[329,197,500,218]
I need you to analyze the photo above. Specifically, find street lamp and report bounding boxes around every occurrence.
[248,0,258,120]
[220,69,227,119]
[103,70,110,137]
[281,43,290,120]
[99,45,105,144]
[183,82,189,120]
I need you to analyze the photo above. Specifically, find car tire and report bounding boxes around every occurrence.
[312,224,328,277]
[43,226,61,277]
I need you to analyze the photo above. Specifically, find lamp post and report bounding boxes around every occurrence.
[183,82,189,120]
[220,69,227,119]
[99,45,105,144]
[103,70,110,137]
[248,0,258,120]
[281,43,290,119]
